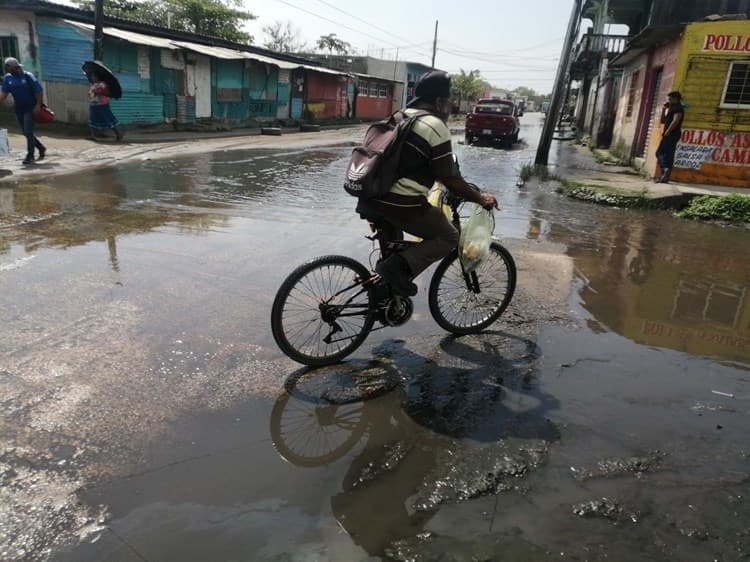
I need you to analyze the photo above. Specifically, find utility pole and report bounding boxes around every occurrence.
[431,20,438,68]
[535,0,582,166]
[93,0,104,60]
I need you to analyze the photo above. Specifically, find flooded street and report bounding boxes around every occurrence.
[1,116,749,561]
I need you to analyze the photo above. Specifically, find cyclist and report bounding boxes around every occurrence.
[357,70,499,297]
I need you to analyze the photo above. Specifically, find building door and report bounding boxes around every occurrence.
[638,68,663,158]
[276,68,290,120]
[290,69,305,119]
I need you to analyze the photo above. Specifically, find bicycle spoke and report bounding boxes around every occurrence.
[429,244,516,334]
[272,257,375,365]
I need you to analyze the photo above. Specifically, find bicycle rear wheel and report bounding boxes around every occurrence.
[428,241,516,335]
[271,255,375,366]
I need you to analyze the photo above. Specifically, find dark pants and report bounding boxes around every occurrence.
[15,110,45,158]
[357,194,459,277]
[655,134,679,170]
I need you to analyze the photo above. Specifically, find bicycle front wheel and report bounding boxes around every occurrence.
[271,255,375,366]
[428,241,517,335]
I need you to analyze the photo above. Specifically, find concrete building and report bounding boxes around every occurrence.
[565,0,750,187]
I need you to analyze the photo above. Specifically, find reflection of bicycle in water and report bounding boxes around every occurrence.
[271,189,517,366]
[269,362,396,467]
[269,337,559,557]
[269,362,438,555]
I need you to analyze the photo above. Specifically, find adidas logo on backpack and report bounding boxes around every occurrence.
[344,109,429,199]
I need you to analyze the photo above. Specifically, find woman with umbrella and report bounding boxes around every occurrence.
[84,61,123,142]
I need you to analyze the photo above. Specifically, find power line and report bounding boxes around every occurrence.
[266,0,561,73]
[439,49,558,69]
[438,39,564,60]
[439,48,559,62]
[311,0,414,45]
[273,0,398,49]
[271,0,432,58]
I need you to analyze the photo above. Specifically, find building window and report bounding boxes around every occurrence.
[378,85,388,98]
[217,89,242,103]
[369,83,378,97]
[359,81,368,96]
[0,37,19,62]
[721,61,750,108]
[626,71,639,117]
[672,279,746,329]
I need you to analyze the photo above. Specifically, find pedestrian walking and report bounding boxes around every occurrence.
[87,71,123,142]
[0,57,47,165]
[655,91,684,183]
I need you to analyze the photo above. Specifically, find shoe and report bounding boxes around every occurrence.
[22,155,34,165]
[375,254,417,297]
[37,146,46,161]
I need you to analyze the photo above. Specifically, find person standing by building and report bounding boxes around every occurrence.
[87,71,123,142]
[655,91,684,183]
[0,57,46,165]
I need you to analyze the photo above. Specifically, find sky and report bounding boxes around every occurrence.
[243,0,575,94]
[52,0,581,94]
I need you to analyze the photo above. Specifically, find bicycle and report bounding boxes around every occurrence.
[271,187,517,366]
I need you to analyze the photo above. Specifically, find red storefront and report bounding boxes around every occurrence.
[354,76,396,120]
[301,68,349,120]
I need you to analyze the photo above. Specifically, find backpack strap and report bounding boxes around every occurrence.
[395,108,432,138]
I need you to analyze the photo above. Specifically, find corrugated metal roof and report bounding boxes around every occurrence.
[171,41,297,68]
[299,64,348,76]
[65,20,177,49]
[62,20,349,77]
[351,71,400,83]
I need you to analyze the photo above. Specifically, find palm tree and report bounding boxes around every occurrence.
[316,33,351,56]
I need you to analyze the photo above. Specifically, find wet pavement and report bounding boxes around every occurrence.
[1,114,749,561]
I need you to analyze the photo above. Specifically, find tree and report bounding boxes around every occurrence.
[451,69,484,108]
[73,0,151,19]
[168,0,255,43]
[316,33,351,56]
[263,20,307,53]
[512,86,549,109]
[73,0,256,43]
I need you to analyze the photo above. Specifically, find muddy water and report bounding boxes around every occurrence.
[0,116,748,561]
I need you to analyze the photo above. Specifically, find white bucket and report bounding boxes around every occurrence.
[0,128,9,156]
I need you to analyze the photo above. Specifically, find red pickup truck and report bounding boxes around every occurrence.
[464,98,520,148]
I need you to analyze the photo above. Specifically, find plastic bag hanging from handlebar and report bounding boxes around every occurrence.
[458,203,494,273]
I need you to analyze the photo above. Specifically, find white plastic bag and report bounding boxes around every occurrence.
[458,204,493,272]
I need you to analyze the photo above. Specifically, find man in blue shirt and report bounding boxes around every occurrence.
[0,57,46,165]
